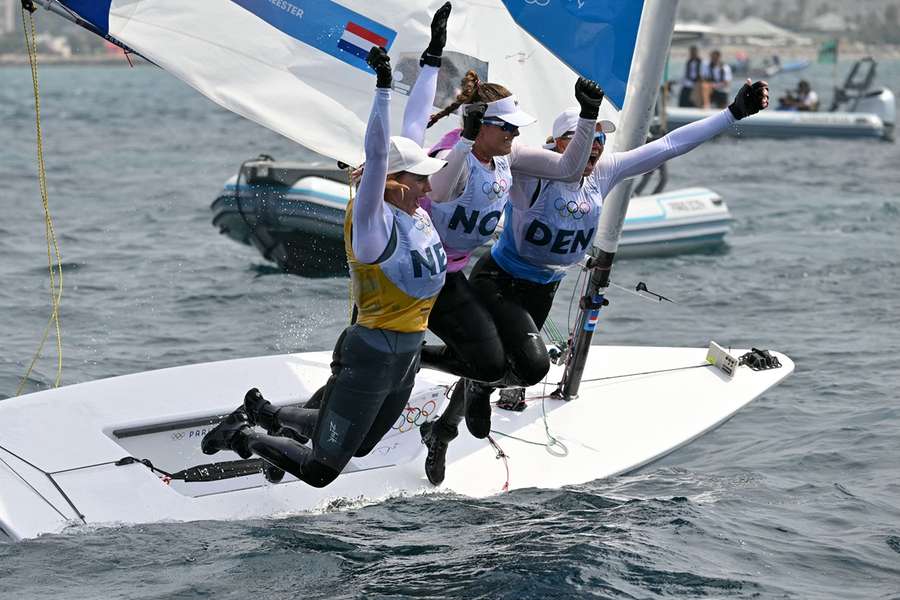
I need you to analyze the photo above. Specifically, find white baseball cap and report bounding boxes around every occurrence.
[462,95,537,128]
[543,108,617,148]
[387,136,447,175]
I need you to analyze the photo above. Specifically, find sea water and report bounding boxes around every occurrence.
[1,61,899,598]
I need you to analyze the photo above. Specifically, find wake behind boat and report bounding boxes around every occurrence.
[0,344,793,541]
[211,159,732,276]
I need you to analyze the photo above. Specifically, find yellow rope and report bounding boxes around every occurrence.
[16,7,64,395]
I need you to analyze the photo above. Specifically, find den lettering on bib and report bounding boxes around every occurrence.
[494,174,602,282]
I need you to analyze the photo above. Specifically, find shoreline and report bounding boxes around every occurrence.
[0,53,149,66]
[669,43,900,61]
[3,43,899,67]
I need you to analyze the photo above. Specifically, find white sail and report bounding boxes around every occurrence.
[44,0,622,165]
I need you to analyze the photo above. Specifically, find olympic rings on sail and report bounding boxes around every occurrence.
[391,399,438,432]
[481,179,508,200]
[554,196,592,220]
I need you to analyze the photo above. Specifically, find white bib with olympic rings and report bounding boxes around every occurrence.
[428,152,511,253]
[378,205,447,300]
[506,175,601,268]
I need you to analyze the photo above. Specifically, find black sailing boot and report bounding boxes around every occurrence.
[420,420,457,485]
[261,460,285,483]
[243,388,281,432]
[464,380,494,439]
[242,388,287,483]
[201,407,252,459]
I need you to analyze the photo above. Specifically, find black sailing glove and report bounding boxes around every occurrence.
[574,77,605,120]
[728,79,769,120]
[462,102,487,141]
[366,46,392,89]
[421,1,452,67]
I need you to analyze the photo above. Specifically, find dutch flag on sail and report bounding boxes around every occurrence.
[226,0,396,74]
[337,21,389,62]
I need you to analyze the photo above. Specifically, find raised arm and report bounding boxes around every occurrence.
[509,115,594,182]
[509,77,604,182]
[400,3,451,145]
[353,49,394,264]
[600,80,769,192]
[599,109,734,191]
[428,136,473,203]
[428,97,483,203]
[401,65,440,146]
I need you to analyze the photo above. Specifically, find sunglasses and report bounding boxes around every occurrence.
[560,131,607,145]
[482,118,519,133]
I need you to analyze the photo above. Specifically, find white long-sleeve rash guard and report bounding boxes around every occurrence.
[352,89,392,264]
[512,108,738,208]
[429,113,597,204]
[352,66,441,264]
[401,65,439,146]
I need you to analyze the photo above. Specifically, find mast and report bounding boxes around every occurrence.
[556,0,679,399]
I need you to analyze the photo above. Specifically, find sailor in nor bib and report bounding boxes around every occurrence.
[427,98,517,258]
[418,74,605,485]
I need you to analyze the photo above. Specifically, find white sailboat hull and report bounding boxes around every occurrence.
[0,345,792,541]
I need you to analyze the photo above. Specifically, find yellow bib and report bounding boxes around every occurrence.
[345,201,445,333]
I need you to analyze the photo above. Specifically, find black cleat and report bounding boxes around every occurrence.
[244,388,280,433]
[497,387,527,412]
[201,407,252,458]
[262,463,285,484]
[420,420,454,486]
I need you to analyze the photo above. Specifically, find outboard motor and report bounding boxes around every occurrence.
[855,88,896,140]
[830,57,896,140]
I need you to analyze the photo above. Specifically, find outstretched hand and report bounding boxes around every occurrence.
[366,46,392,89]
[422,2,452,67]
[574,77,605,119]
[728,79,769,120]
[462,102,487,141]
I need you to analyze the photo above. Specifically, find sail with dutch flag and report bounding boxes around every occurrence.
[29,1,641,166]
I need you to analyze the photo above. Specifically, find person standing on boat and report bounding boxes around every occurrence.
[415,73,604,481]
[420,79,770,485]
[201,10,453,488]
[703,50,733,109]
[679,45,703,108]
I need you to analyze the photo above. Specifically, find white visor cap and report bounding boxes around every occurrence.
[542,108,617,148]
[387,136,447,175]
[482,95,537,128]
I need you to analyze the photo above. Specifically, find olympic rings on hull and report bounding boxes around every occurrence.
[391,399,437,432]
